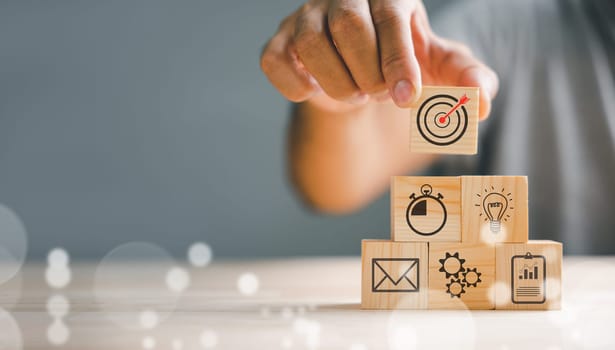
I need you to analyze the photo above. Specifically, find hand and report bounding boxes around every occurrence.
[260,0,498,117]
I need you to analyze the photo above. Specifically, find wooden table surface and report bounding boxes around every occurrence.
[1,256,614,350]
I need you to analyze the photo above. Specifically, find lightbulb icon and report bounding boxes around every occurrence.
[475,187,513,234]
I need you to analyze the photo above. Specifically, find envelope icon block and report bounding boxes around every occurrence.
[372,258,419,293]
[362,240,428,309]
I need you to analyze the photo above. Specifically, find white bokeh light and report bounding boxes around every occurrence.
[349,343,368,350]
[292,317,321,350]
[388,307,476,350]
[142,336,156,349]
[171,338,184,350]
[390,324,417,350]
[45,266,72,289]
[46,294,70,319]
[47,319,70,346]
[188,242,213,267]
[94,242,180,329]
[0,204,28,286]
[0,308,23,350]
[165,267,190,293]
[281,336,293,349]
[47,248,69,267]
[237,272,259,296]
[200,329,219,348]
[139,310,159,330]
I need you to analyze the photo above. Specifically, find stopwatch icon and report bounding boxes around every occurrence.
[405,184,448,236]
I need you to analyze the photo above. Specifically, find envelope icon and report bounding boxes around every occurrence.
[372,258,420,293]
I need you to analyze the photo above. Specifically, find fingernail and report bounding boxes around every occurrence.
[346,93,369,105]
[392,80,415,106]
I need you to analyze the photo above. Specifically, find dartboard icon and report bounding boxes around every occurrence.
[416,93,470,146]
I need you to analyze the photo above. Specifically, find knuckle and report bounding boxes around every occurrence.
[328,7,367,36]
[259,46,281,75]
[294,30,320,55]
[370,5,403,27]
[293,21,324,55]
[381,50,409,76]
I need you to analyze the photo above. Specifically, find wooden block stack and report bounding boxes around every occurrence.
[362,175,562,310]
[362,87,562,310]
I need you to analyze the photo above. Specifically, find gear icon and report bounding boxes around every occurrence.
[445,278,466,298]
[462,267,482,287]
[438,252,466,278]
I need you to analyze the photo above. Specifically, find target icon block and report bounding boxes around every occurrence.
[410,86,480,154]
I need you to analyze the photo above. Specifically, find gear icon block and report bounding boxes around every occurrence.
[437,251,482,299]
[462,268,482,288]
[445,278,466,298]
[438,252,466,278]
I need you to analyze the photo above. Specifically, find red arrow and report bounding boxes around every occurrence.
[438,94,470,124]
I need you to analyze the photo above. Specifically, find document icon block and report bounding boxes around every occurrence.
[361,240,428,309]
[495,240,562,310]
[511,253,545,304]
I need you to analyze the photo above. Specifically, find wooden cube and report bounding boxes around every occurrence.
[391,176,461,242]
[410,86,479,155]
[461,176,528,243]
[428,243,495,309]
[361,240,428,309]
[495,240,562,310]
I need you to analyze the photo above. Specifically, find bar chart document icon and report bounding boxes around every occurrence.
[511,252,546,304]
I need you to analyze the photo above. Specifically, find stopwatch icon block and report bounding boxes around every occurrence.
[428,243,495,309]
[410,86,480,155]
[460,176,529,244]
[391,176,461,242]
[495,241,562,310]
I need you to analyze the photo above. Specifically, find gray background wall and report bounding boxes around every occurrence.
[2,1,450,260]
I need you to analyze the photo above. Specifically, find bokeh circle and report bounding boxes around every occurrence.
[94,242,181,329]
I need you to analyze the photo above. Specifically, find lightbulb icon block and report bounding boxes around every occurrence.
[361,240,428,309]
[391,176,461,242]
[461,176,528,243]
[495,240,562,310]
[410,86,480,155]
[428,243,495,309]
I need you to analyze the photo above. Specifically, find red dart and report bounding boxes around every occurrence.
[438,94,470,124]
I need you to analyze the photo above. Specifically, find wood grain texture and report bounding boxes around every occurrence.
[461,176,529,243]
[429,242,495,309]
[495,240,562,310]
[361,240,428,309]
[410,86,479,154]
[391,176,461,242]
